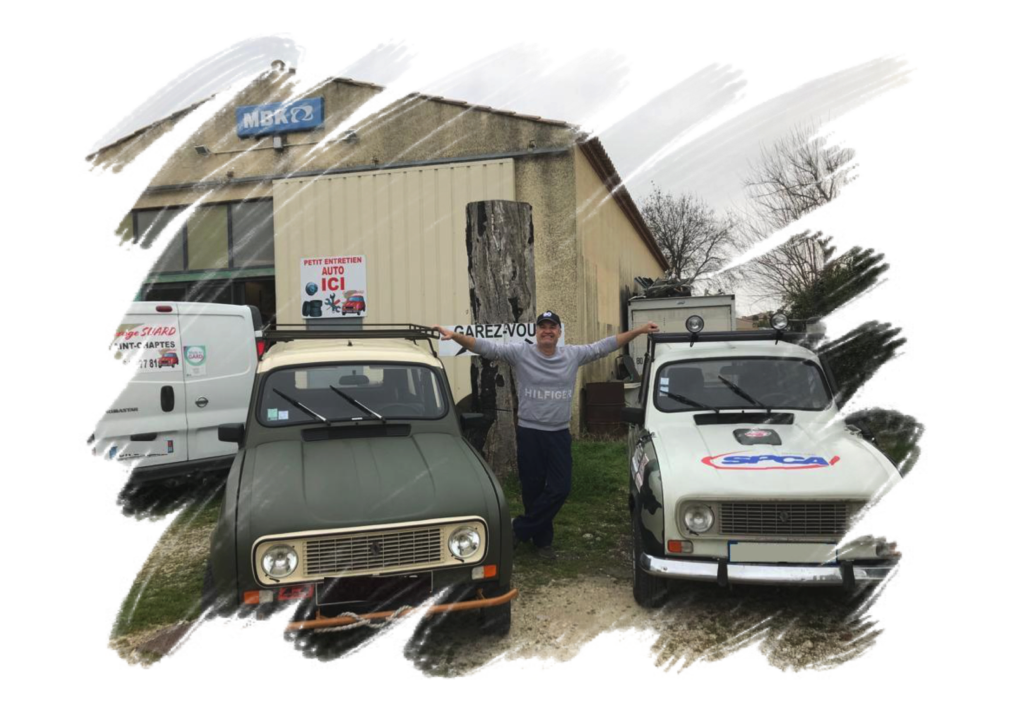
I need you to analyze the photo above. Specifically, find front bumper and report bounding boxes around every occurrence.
[641,553,897,586]
[285,587,518,632]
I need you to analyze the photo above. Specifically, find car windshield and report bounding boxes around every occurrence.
[654,357,831,412]
[259,363,447,425]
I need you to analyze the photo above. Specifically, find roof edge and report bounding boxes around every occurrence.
[87,73,580,161]
[577,137,669,270]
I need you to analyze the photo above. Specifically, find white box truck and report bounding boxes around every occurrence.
[626,294,736,371]
[94,302,263,483]
[623,294,735,407]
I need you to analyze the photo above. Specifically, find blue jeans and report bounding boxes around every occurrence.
[513,426,572,547]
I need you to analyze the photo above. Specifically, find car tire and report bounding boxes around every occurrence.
[632,509,667,608]
[480,598,512,636]
[199,561,232,626]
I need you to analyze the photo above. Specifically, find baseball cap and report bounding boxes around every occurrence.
[536,310,562,326]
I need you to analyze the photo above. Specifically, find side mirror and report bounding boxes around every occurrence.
[621,407,644,426]
[459,412,490,430]
[218,423,245,445]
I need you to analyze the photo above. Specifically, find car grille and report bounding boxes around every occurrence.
[303,526,443,576]
[719,501,853,537]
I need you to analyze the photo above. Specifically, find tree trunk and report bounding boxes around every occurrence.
[465,200,535,480]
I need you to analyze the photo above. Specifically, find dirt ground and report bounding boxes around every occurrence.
[259,567,888,674]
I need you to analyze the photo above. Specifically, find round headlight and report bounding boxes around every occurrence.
[685,315,705,333]
[683,504,715,534]
[770,312,789,331]
[261,544,298,579]
[448,527,481,559]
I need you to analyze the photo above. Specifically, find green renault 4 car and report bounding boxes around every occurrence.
[206,324,515,634]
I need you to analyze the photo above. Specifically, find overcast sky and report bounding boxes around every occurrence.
[83,32,925,313]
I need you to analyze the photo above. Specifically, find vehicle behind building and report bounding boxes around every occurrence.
[94,302,263,483]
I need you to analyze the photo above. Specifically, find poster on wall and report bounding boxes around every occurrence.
[300,255,367,319]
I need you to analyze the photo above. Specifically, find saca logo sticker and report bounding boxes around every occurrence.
[702,452,840,470]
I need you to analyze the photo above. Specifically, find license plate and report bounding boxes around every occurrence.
[316,572,433,607]
[729,542,837,564]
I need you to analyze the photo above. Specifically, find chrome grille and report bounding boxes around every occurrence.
[303,527,443,576]
[719,502,852,536]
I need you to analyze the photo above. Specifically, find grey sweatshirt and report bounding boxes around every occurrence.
[475,335,620,431]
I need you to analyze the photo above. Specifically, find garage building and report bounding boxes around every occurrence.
[91,67,668,431]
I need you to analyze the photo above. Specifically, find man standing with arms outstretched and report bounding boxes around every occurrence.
[434,312,658,558]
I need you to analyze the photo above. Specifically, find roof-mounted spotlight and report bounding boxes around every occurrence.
[770,312,789,344]
[686,315,704,346]
[194,145,211,156]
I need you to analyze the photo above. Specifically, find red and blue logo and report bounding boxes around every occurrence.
[702,452,840,470]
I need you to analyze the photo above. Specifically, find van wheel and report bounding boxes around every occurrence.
[632,510,667,608]
[200,561,231,626]
[480,596,512,636]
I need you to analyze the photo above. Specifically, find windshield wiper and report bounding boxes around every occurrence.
[717,376,771,413]
[272,388,331,425]
[329,385,387,424]
[665,391,719,413]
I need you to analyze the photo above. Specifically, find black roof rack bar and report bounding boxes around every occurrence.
[262,323,440,344]
[650,331,807,345]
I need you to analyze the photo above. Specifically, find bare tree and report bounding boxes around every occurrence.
[738,125,857,308]
[640,185,735,286]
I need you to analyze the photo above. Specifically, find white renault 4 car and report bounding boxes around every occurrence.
[623,314,901,606]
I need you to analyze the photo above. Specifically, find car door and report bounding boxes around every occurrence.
[97,303,190,470]
[180,304,259,461]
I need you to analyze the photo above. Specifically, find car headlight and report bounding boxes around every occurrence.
[683,504,715,533]
[448,526,481,559]
[261,544,299,579]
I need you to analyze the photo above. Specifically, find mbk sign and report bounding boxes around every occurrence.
[235,98,325,138]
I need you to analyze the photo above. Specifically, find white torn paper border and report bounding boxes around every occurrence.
[90,35,929,679]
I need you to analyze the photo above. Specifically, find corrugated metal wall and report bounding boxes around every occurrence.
[272,158,516,403]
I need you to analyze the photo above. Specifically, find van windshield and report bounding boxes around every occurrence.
[259,364,447,425]
[654,357,831,412]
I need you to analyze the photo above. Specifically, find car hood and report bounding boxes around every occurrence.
[241,432,495,536]
[653,415,899,499]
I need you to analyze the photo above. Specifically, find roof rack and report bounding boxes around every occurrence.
[262,323,440,357]
[650,330,807,346]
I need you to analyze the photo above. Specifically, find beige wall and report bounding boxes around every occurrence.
[273,159,515,404]
[574,147,665,412]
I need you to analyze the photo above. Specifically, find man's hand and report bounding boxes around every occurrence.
[432,325,476,351]
[615,321,660,348]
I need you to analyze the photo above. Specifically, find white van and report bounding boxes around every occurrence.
[94,302,263,483]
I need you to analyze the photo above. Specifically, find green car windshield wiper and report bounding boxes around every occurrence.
[665,391,719,413]
[329,385,388,424]
[717,375,770,412]
[271,388,331,425]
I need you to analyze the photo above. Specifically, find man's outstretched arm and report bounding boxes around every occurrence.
[615,321,660,348]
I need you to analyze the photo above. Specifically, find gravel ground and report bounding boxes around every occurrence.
[284,569,890,675]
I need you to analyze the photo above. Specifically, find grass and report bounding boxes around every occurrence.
[503,439,632,587]
[110,488,223,642]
